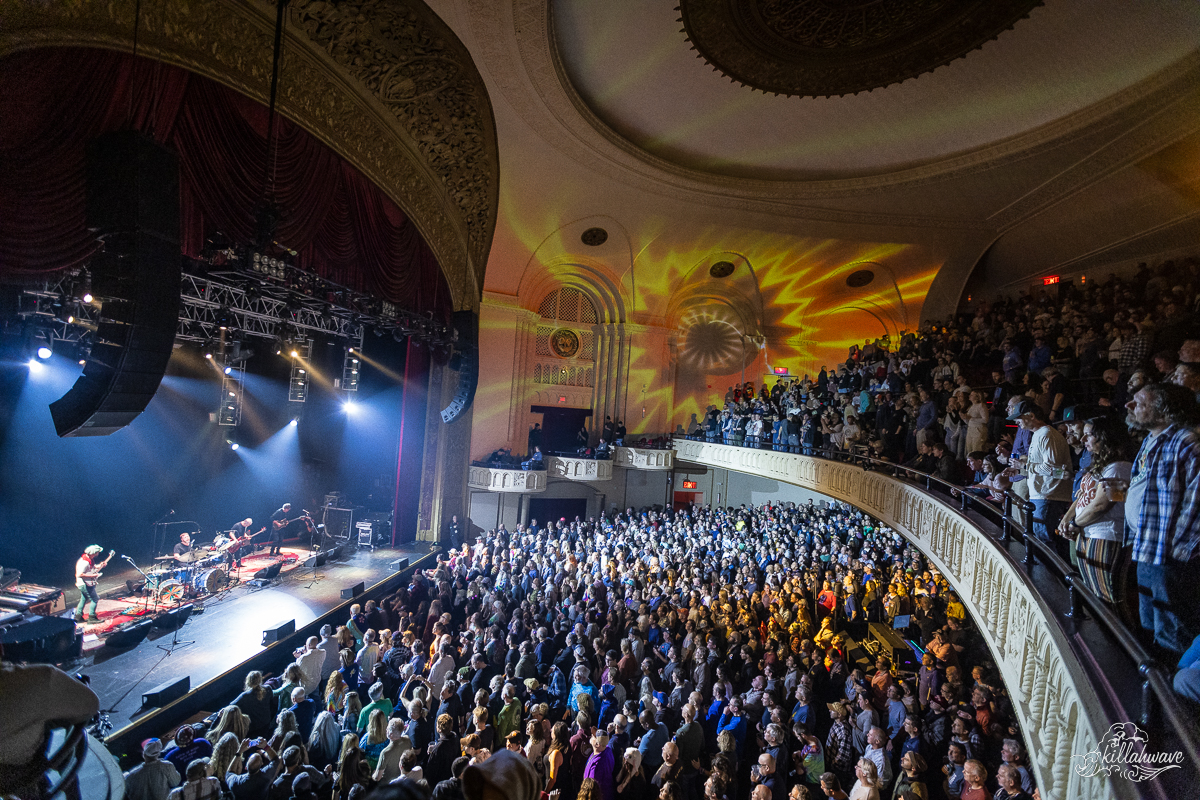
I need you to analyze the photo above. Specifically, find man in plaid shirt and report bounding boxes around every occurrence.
[1124,382,1200,654]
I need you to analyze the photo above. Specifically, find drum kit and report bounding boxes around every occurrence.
[140,540,240,603]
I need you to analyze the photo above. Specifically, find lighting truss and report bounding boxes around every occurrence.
[288,339,312,403]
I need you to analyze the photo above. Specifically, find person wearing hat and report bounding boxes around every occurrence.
[1007,398,1072,553]
[74,544,111,622]
[122,738,180,800]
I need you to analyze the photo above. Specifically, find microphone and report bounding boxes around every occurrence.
[121,554,132,560]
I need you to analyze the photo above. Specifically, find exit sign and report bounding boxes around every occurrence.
[681,480,697,489]
[558,396,567,403]
[1043,275,1060,286]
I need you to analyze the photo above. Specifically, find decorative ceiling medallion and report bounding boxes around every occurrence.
[677,0,1044,98]
[550,328,581,358]
[581,227,609,246]
[709,260,736,278]
[847,269,875,288]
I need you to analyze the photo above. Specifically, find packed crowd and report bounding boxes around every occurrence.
[688,262,1200,680]
[119,501,1042,800]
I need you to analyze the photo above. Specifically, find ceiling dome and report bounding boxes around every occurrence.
[677,0,1044,98]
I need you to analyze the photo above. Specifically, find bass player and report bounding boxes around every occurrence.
[74,545,114,622]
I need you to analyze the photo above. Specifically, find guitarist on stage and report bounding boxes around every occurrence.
[223,518,263,568]
[74,545,113,622]
[268,503,293,556]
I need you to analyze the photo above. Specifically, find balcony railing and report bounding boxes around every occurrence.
[614,446,675,470]
[547,456,613,481]
[673,436,1199,800]
[467,465,547,493]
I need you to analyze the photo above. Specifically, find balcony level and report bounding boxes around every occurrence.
[467,465,546,493]
[614,445,674,470]
[673,437,1199,800]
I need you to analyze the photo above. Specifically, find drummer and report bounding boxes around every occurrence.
[172,532,198,563]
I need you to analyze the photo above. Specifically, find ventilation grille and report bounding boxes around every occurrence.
[538,287,599,324]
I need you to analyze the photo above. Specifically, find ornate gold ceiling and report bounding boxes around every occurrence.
[677,0,1044,98]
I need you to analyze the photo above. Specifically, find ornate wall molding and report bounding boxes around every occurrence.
[3,0,498,311]
[468,466,547,493]
[615,447,675,471]
[547,456,613,481]
[672,438,1112,800]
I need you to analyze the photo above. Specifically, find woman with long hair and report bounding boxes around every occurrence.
[545,721,571,795]
[341,691,363,735]
[325,671,348,715]
[268,710,298,751]
[208,705,249,744]
[233,670,274,739]
[1058,415,1135,604]
[524,718,547,786]
[208,731,242,790]
[309,710,343,771]
[359,708,388,772]
[964,391,989,454]
[332,733,371,800]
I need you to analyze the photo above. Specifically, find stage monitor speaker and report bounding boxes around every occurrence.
[303,551,328,568]
[389,557,409,572]
[50,131,181,437]
[340,582,365,599]
[262,619,296,645]
[440,311,478,424]
[104,618,154,649]
[253,562,283,580]
[153,603,194,629]
[142,676,190,708]
[325,545,344,561]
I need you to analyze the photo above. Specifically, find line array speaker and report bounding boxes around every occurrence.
[440,310,478,424]
[50,131,181,437]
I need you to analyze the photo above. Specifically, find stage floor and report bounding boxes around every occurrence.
[58,543,430,733]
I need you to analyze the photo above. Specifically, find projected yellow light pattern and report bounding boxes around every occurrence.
[474,214,940,453]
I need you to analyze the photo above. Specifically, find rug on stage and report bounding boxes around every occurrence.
[74,549,303,638]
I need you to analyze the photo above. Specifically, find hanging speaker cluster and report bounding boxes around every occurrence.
[49,131,181,437]
[440,310,478,424]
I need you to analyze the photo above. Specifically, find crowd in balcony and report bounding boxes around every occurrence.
[108,501,1042,800]
[686,260,1200,692]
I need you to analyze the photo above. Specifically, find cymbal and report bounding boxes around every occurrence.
[154,555,176,561]
[176,551,204,563]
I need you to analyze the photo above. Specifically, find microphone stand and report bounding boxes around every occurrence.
[122,556,154,616]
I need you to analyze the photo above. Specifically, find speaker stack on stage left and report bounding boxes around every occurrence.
[49,131,181,438]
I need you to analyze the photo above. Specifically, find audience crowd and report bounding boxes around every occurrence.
[687,263,1200,687]
[119,500,1047,800]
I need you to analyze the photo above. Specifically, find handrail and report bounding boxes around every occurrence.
[0,721,89,800]
[677,435,1200,772]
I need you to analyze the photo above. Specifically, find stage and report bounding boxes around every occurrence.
[55,542,431,733]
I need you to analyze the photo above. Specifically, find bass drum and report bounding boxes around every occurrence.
[193,567,228,595]
[156,579,186,606]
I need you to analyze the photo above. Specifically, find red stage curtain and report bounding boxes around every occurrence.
[0,47,449,317]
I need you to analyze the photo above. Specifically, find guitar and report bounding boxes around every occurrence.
[273,515,312,530]
[220,528,264,552]
[83,549,115,583]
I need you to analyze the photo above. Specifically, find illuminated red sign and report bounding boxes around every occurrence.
[1043,275,1060,286]
[681,480,697,489]
[773,367,789,375]
[558,396,567,403]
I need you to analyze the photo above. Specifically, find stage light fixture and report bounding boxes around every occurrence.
[224,365,233,375]
[217,307,233,331]
[290,418,298,426]
[82,293,94,303]
[36,346,52,360]
[343,399,357,413]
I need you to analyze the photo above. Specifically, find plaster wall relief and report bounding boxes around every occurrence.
[672,438,1109,799]
[4,0,499,312]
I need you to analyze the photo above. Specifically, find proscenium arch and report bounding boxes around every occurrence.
[2,0,499,312]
